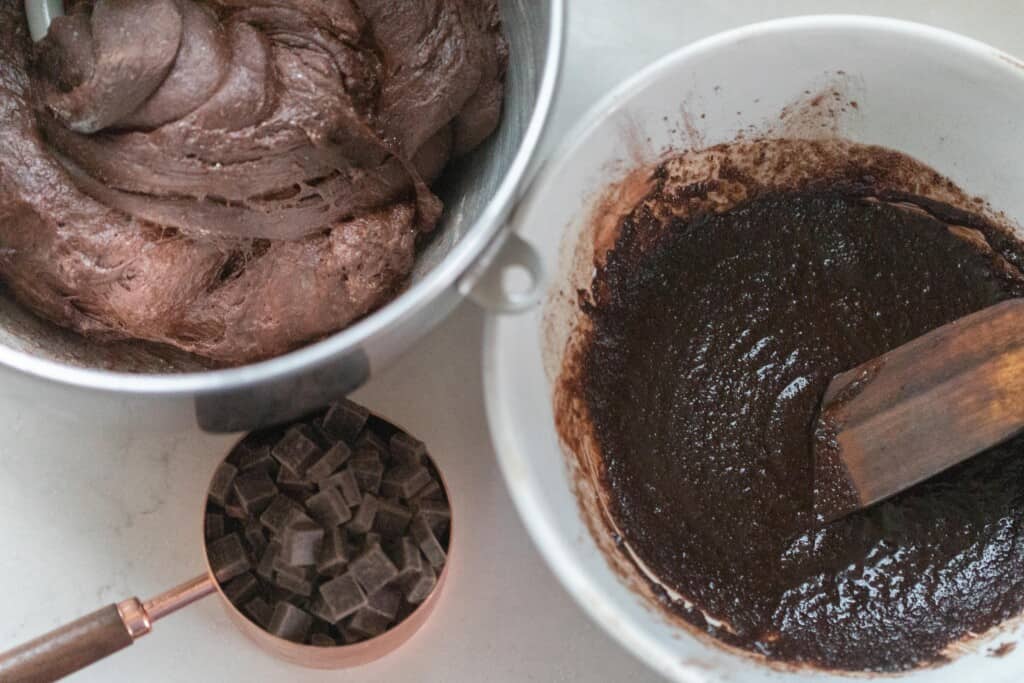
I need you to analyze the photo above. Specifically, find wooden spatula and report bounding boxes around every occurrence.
[813,298,1024,523]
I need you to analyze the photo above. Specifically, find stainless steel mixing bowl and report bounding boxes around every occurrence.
[2,0,564,432]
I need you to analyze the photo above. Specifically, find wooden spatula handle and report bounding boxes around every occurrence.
[0,604,134,682]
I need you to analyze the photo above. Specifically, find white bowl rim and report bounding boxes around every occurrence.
[484,14,1024,682]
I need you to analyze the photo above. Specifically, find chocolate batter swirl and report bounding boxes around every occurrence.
[0,0,506,363]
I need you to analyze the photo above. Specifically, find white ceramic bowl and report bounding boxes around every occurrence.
[485,15,1024,683]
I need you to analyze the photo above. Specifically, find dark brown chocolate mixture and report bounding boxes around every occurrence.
[0,1,506,364]
[576,151,1024,670]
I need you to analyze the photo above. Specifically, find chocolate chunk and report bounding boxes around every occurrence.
[309,633,336,648]
[274,565,314,597]
[380,464,431,499]
[403,560,437,604]
[276,459,317,494]
[208,533,251,583]
[348,544,399,595]
[339,625,364,645]
[208,462,238,506]
[243,597,273,629]
[356,429,389,456]
[317,527,352,577]
[351,449,384,494]
[260,495,303,537]
[233,472,278,516]
[348,608,391,638]
[320,467,362,507]
[410,514,446,569]
[272,427,321,477]
[268,602,313,643]
[322,400,369,442]
[366,587,402,621]
[243,520,268,555]
[386,537,424,583]
[237,445,275,475]
[306,487,353,528]
[319,573,367,623]
[282,519,325,567]
[410,480,443,503]
[223,495,247,520]
[362,532,382,551]
[307,442,352,482]
[373,498,412,536]
[223,572,259,605]
[389,432,426,466]
[256,540,281,583]
[308,595,334,624]
[347,494,379,535]
[205,513,225,541]
[411,498,451,536]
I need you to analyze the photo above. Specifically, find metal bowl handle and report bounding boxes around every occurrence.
[459,231,545,314]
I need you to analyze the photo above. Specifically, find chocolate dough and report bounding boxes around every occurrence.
[577,178,1024,670]
[0,0,506,364]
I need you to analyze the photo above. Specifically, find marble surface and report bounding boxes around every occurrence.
[3,2,1024,681]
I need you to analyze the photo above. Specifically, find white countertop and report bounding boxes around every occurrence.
[3,2,1023,681]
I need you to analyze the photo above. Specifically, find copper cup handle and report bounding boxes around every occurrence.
[0,574,215,682]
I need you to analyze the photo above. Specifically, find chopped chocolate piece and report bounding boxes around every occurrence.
[268,602,313,643]
[208,462,238,506]
[339,625,363,645]
[348,544,399,595]
[319,573,367,623]
[351,449,384,494]
[356,429,389,457]
[373,499,412,536]
[296,422,332,451]
[205,513,225,541]
[348,608,391,638]
[260,495,303,536]
[317,527,352,577]
[403,560,437,604]
[320,468,362,507]
[410,515,446,569]
[274,565,314,597]
[389,432,426,466]
[410,480,443,503]
[238,445,276,475]
[243,597,273,629]
[309,633,336,648]
[380,464,431,500]
[306,488,353,528]
[243,520,268,555]
[322,400,369,442]
[208,533,251,583]
[276,460,317,494]
[282,519,325,567]
[223,573,259,605]
[272,427,321,477]
[366,587,402,621]
[386,537,424,583]
[411,498,451,536]
[257,541,281,583]
[223,495,247,520]
[308,595,334,624]
[307,442,352,482]
[347,494,379,535]
[362,532,382,551]
[233,472,278,516]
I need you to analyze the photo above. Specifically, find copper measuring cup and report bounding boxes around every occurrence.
[0,413,452,682]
